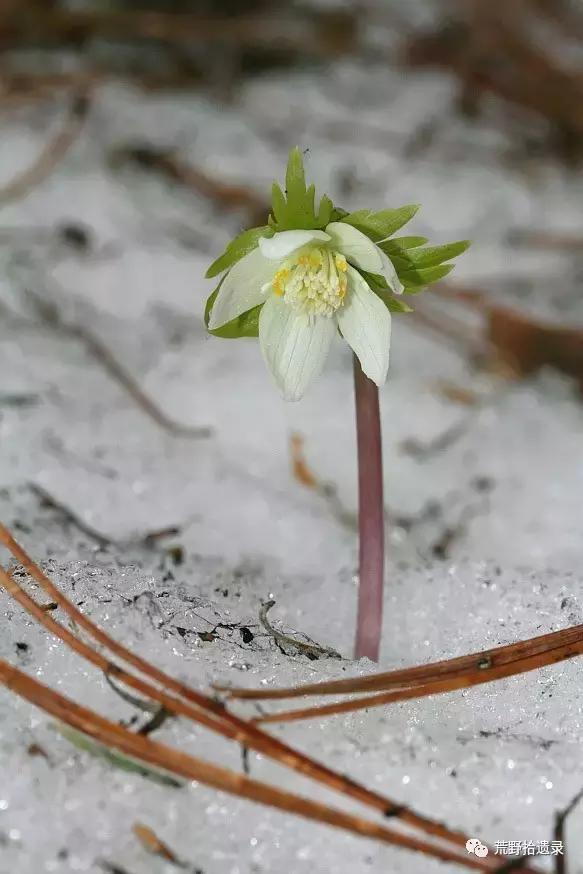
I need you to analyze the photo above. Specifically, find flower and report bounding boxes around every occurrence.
[208,223,403,401]
[204,148,469,401]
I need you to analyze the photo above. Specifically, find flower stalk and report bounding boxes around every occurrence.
[353,356,385,662]
[204,147,469,662]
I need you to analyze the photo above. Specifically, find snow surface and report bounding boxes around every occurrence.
[2,26,583,874]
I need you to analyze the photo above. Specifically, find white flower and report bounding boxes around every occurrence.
[208,222,403,401]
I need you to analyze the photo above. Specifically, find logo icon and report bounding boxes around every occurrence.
[466,838,489,858]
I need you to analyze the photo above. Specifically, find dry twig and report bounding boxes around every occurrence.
[437,284,583,389]
[0,524,524,871]
[18,285,211,439]
[405,1,583,158]
[218,621,583,726]
[0,89,90,206]
[0,8,357,58]
[110,144,268,226]
[258,599,341,660]
[2,659,485,866]
[132,823,183,866]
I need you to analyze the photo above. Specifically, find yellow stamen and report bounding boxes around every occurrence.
[270,245,348,318]
[335,253,348,272]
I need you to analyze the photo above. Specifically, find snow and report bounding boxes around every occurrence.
[2,24,583,874]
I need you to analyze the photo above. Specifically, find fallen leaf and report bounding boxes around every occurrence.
[133,822,181,864]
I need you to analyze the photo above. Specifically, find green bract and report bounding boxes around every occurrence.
[206,226,273,279]
[268,146,337,232]
[205,147,469,345]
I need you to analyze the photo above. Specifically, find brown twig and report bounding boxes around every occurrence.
[290,432,318,488]
[405,1,583,158]
[553,786,583,874]
[0,8,357,58]
[258,599,341,660]
[29,482,114,547]
[220,620,583,703]
[508,229,583,252]
[0,89,90,206]
[73,321,212,438]
[250,630,583,725]
[17,285,212,439]
[0,524,516,871]
[436,283,583,387]
[288,432,357,531]
[1,659,491,869]
[132,823,183,866]
[109,144,269,226]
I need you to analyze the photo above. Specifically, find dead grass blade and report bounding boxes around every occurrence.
[132,823,182,864]
[437,284,583,388]
[109,144,269,226]
[405,1,583,159]
[216,623,583,701]
[0,8,357,59]
[0,89,90,206]
[17,286,211,440]
[252,634,583,725]
[0,524,512,869]
[0,660,495,870]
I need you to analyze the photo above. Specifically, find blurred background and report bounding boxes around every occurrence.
[2,0,583,565]
[3,4,583,873]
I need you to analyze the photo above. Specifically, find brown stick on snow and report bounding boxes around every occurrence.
[0,89,90,206]
[109,144,269,226]
[0,659,497,870]
[0,524,515,868]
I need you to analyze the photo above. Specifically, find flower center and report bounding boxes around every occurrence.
[271,246,348,318]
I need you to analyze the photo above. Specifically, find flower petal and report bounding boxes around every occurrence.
[337,266,391,386]
[259,297,335,401]
[258,229,331,261]
[379,248,404,295]
[325,221,384,272]
[208,247,276,329]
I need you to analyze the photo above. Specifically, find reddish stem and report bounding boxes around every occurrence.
[353,355,385,662]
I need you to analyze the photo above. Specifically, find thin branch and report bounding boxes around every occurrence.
[258,600,341,660]
[0,89,90,206]
[252,634,583,725]
[553,786,583,874]
[29,482,114,547]
[17,286,212,439]
[0,660,490,869]
[29,483,186,550]
[508,229,583,252]
[220,622,583,702]
[109,144,269,226]
[72,322,213,439]
[0,8,358,58]
[0,524,514,870]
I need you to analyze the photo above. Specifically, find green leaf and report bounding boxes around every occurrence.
[392,240,470,271]
[204,280,262,339]
[359,271,414,314]
[55,723,184,788]
[268,147,335,231]
[384,295,414,314]
[401,263,455,292]
[271,183,288,226]
[317,193,334,228]
[329,206,348,222]
[359,270,389,290]
[380,236,428,256]
[286,146,307,200]
[341,205,420,242]
[206,226,273,279]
